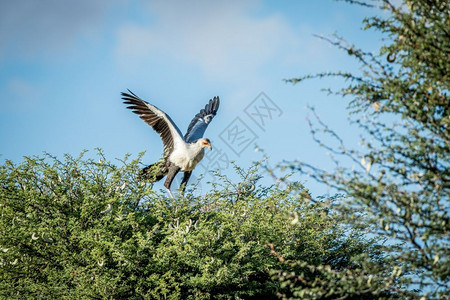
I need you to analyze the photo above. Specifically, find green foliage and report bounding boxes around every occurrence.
[0,151,389,299]
[282,0,449,298]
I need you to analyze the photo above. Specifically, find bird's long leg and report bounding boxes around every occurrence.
[180,171,192,195]
[164,165,180,198]
[166,188,175,199]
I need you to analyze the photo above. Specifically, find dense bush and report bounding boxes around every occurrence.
[0,151,393,299]
[280,0,449,298]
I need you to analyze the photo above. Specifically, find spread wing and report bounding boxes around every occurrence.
[122,90,185,157]
[184,96,220,143]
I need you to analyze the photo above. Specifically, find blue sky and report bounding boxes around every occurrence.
[0,0,383,195]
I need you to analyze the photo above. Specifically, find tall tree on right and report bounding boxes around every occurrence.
[281,0,449,298]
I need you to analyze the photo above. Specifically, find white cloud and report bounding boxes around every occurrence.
[114,0,301,82]
[0,0,111,59]
[3,78,40,111]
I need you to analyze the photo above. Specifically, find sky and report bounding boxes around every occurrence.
[0,0,384,196]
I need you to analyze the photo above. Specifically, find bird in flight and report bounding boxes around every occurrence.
[121,90,220,198]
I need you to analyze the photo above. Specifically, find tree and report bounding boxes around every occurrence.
[0,151,395,299]
[276,0,449,298]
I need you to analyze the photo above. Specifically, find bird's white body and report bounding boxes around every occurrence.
[169,141,206,171]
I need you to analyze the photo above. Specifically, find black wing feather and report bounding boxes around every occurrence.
[184,96,220,140]
[121,90,183,157]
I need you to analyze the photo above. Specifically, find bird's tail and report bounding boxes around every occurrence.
[140,161,166,182]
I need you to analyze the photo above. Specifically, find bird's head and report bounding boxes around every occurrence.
[199,138,212,150]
